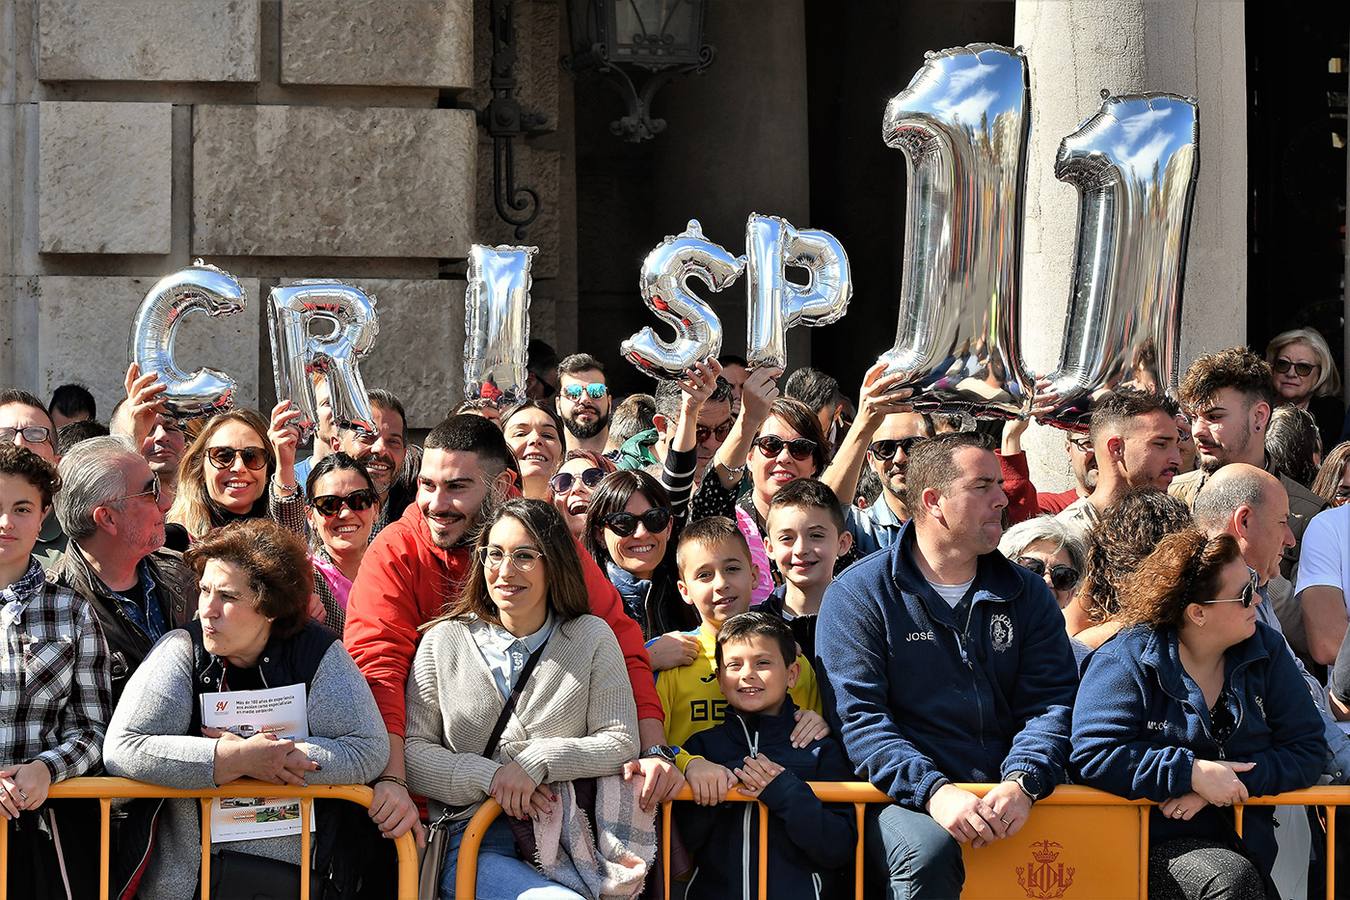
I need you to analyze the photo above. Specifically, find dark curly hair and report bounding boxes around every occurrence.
[1116,529,1243,629]
[185,519,313,639]
[1180,347,1276,410]
[0,444,60,508]
[1075,488,1192,624]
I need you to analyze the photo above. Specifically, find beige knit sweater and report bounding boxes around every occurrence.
[404,613,640,819]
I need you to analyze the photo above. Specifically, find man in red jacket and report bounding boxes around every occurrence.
[345,414,678,843]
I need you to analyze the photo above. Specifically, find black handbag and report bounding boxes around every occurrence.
[201,848,302,900]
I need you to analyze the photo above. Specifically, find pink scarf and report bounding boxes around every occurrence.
[310,551,353,611]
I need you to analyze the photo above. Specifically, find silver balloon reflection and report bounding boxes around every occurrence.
[268,280,380,439]
[464,244,537,402]
[744,214,852,370]
[621,220,741,379]
[1039,92,1200,431]
[129,260,248,418]
[877,44,1033,418]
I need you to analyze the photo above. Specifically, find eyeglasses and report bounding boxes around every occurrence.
[1016,557,1081,591]
[112,474,160,505]
[1273,358,1318,378]
[310,489,379,517]
[601,507,673,537]
[205,446,268,471]
[868,436,924,461]
[562,382,608,401]
[0,426,51,445]
[1334,486,1350,506]
[1067,435,1092,453]
[1200,574,1258,609]
[695,420,734,446]
[751,435,818,461]
[549,467,608,494]
[478,546,543,573]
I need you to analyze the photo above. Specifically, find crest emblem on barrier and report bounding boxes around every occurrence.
[1016,840,1076,898]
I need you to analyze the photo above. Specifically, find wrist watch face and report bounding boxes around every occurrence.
[1013,772,1042,800]
[645,745,676,763]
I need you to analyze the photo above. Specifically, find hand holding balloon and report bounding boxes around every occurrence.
[267,400,303,491]
[116,362,170,451]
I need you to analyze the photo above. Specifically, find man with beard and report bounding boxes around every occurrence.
[333,389,415,539]
[1170,347,1327,579]
[344,415,672,847]
[1056,387,1182,541]
[844,411,934,557]
[555,353,612,453]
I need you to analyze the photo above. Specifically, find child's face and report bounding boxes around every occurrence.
[677,537,758,630]
[717,635,798,715]
[766,504,851,590]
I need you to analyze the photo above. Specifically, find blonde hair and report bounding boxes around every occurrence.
[168,409,276,538]
[1266,328,1341,398]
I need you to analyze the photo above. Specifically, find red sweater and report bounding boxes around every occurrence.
[344,500,662,735]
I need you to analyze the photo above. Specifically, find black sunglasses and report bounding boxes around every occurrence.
[695,420,734,445]
[310,489,379,517]
[601,507,673,537]
[549,467,607,494]
[752,435,817,461]
[868,436,924,461]
[206,446,268,471]
[1016,557,1081,591]
[1272,358,1317,378]
[1200,574,1259,609]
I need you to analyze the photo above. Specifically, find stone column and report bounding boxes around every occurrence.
[1014,0,1247,488]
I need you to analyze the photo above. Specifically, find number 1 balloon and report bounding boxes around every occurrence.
[268,280,380,440]
[876,44,1034,418]
[1038,92,1200,431]
[621,220,742,379]
[129,260,247,418]
[464,244,537,402]
[744,214,852,370]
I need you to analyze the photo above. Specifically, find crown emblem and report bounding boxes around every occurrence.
[1031,840,1062,863]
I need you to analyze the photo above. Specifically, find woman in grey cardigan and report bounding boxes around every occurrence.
[103,519,386,900]
[405,499,639,900]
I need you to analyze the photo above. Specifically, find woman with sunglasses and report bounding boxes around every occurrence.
[305,452,381,635]
[167,404,307,540]
[1265,328,1345,452]
[499,400,565,501]
[998,516,1086,610]
[548,449,615,540]
[1311,440,1350,507]
[1072,528,1325,900]
[405,499,638,899]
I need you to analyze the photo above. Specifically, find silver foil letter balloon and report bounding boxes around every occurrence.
[620,220,742,379]
[129,260,247,418]
[744,214,852,370]
[464,244,537,402]
[877,44,1033,418]
[1039,92,1200,431]
[268,280,380,439]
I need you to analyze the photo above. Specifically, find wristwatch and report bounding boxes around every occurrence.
[640,745,679,764]
[1006,770,1046,802]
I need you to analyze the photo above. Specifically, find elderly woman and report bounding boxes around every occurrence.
[103,519,386,900]
[500,400,565,500]
[1266,327,1345,451]
[998,516,1086,610]
[305,452,381,635]
[0,444,109,898]
[548,448,615,540]
[167,405,307,540]
[1072,529,1325,899]
[405,499,639,900]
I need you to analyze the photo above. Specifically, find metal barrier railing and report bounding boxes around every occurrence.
[453,782,1350,900]
[0,777,418,900]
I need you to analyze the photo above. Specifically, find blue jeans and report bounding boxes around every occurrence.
[441,817,585,900]
[866,803,965,900]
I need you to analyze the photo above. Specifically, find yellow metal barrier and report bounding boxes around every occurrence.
[0,777,418,900]
[453,783,1350,900]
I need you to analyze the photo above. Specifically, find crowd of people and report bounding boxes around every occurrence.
[6,324,1350,899]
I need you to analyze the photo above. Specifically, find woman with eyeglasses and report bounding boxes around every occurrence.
[1311,441,1350,507]
[404,499,638,899]
[499,400,565,501]
[166,404,307,540]
[548,449,616,540]
[998,516,1086,610]
[1072,528,1325,900]
[1265,328,1345,452]
[304,452,381,635]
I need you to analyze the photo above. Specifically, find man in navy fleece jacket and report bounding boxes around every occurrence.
[816,432,1078,899]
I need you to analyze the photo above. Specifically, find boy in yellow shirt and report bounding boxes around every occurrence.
[656,516,829,803]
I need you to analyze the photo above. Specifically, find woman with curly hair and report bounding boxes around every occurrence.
[1072,528,1325,899]
[1063,488,1193,648]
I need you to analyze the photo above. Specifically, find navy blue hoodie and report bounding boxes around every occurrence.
[815,522,1077,809]
[677,698,856,900]
[1071,620,1326,875]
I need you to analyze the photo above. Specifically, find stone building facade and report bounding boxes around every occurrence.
[0,0,574,429]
